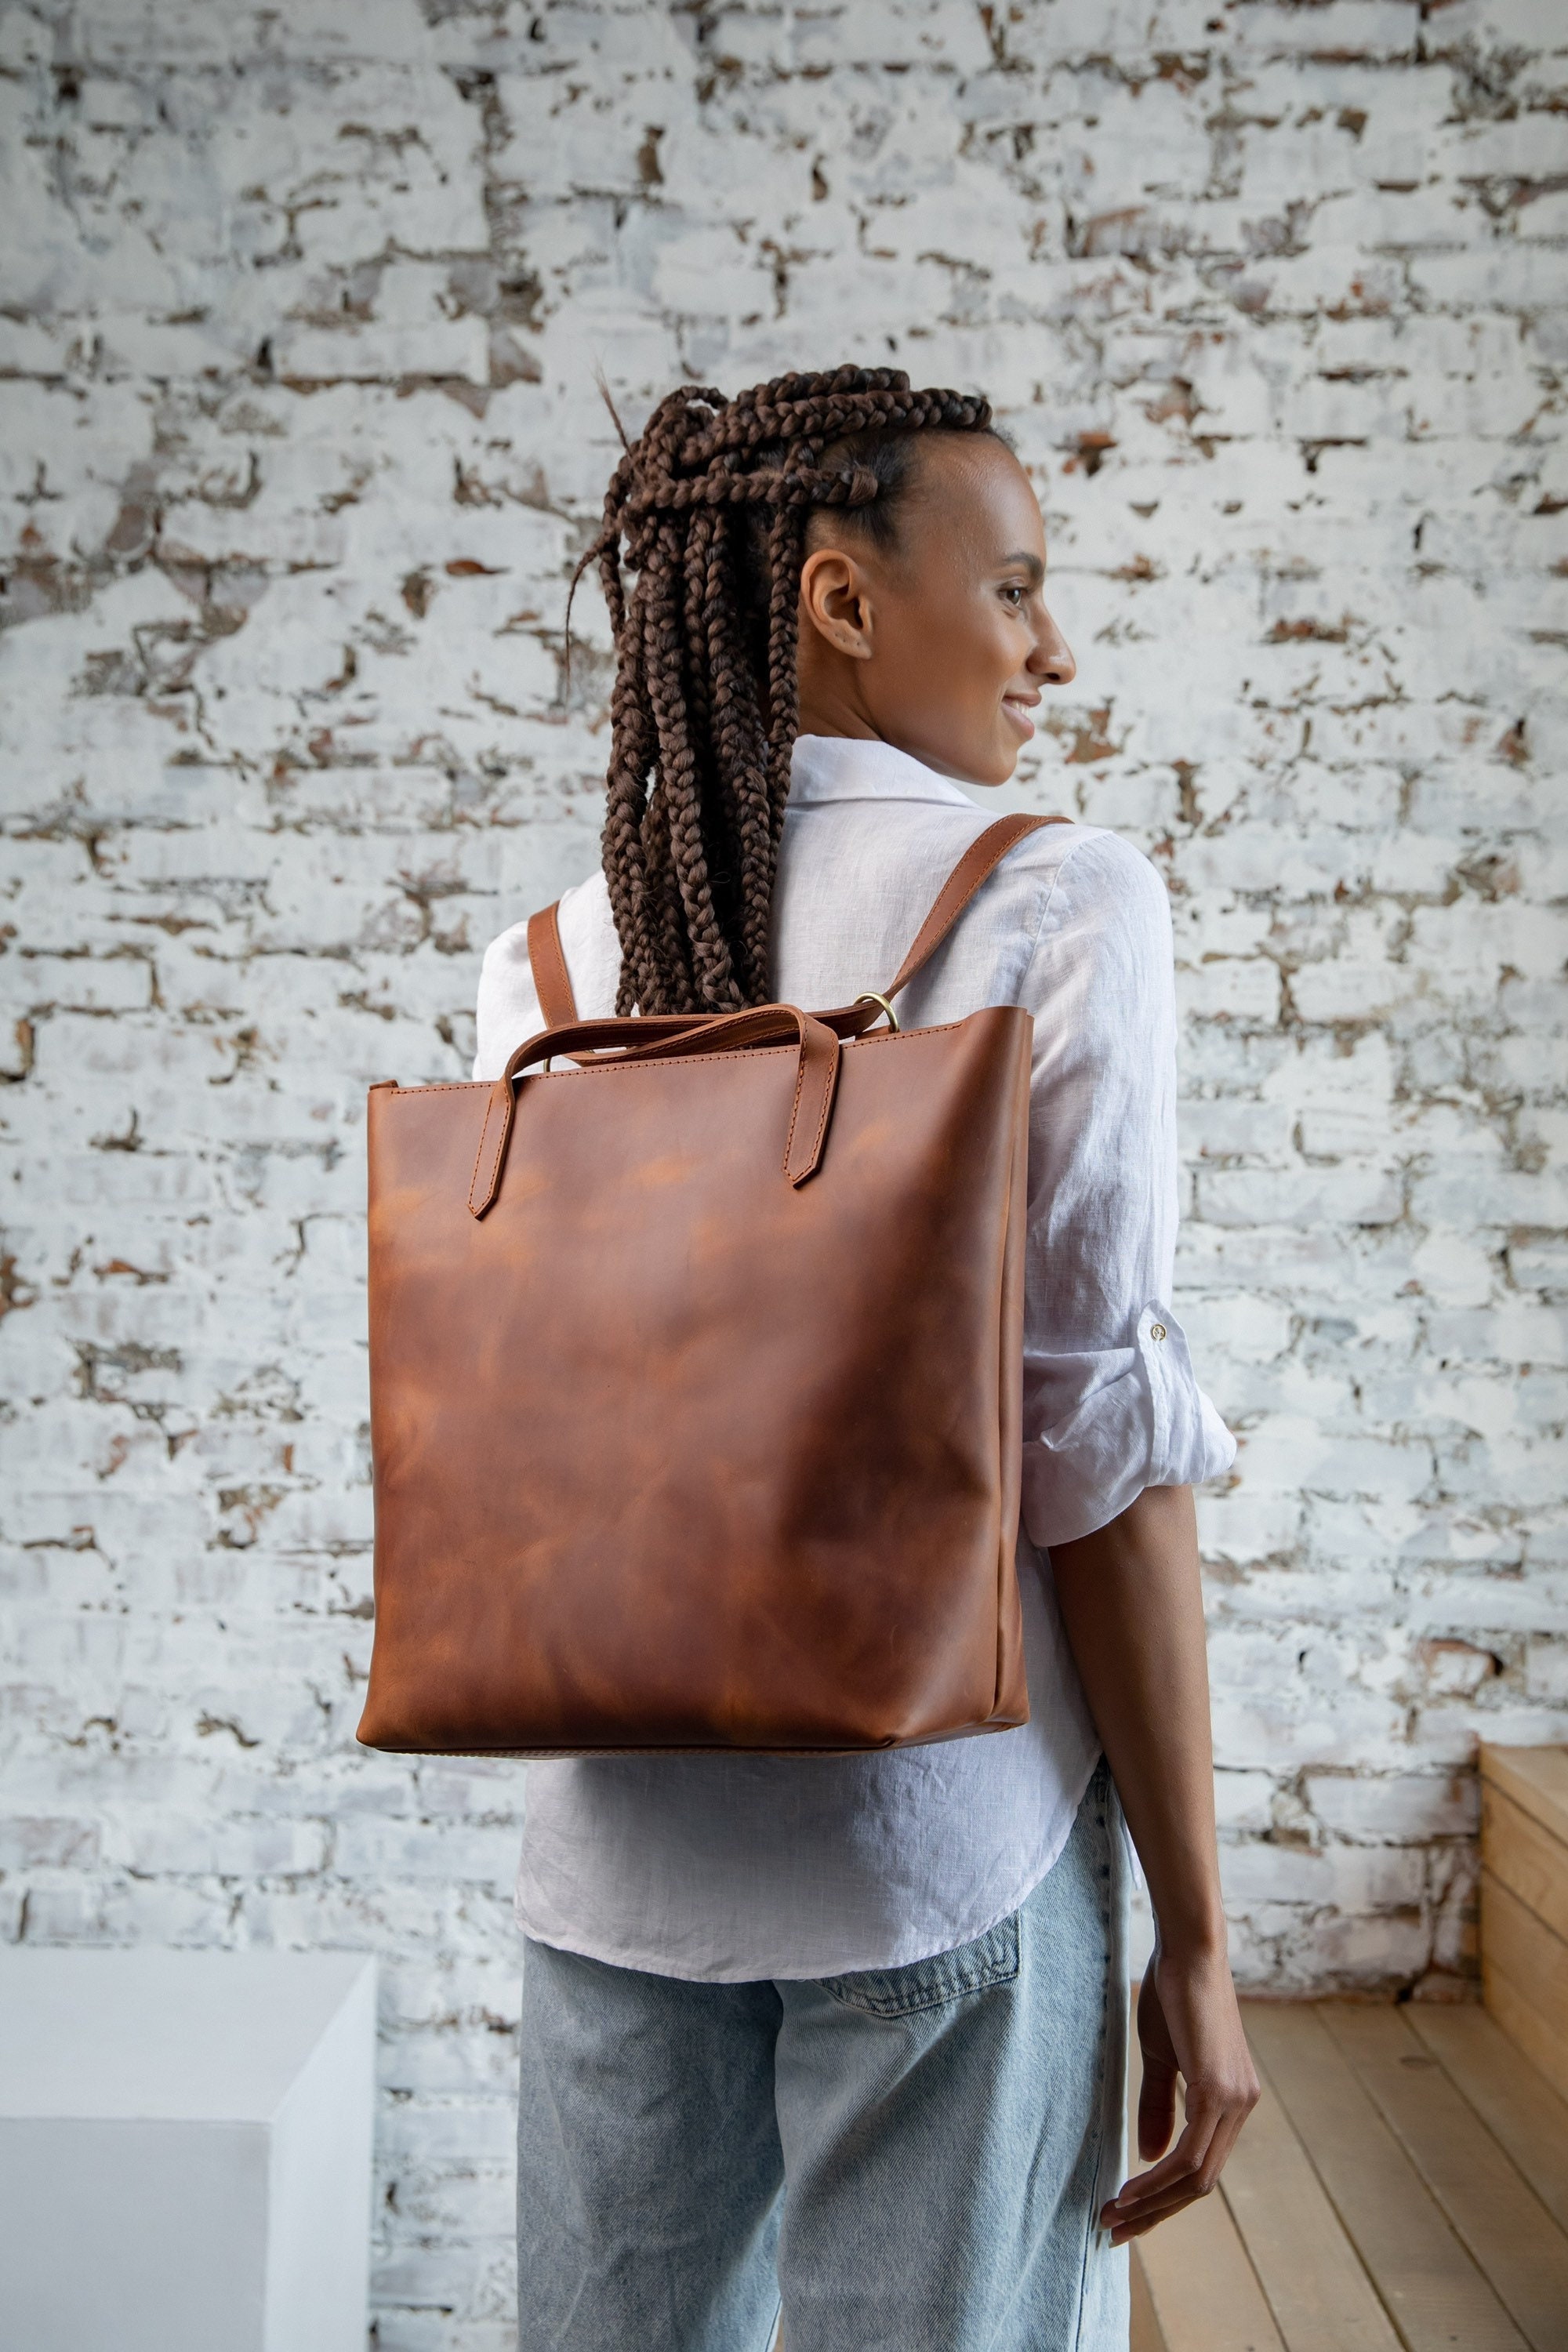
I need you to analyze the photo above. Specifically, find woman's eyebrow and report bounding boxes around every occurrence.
[998,551,1045,583]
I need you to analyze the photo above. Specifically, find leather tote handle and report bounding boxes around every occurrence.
[469,1004,840,1217]
[527,903,579,1028]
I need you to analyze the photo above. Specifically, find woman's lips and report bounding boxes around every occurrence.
[1002,695,1037,739]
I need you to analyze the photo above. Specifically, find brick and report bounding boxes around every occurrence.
[1305,1771,1480,1842]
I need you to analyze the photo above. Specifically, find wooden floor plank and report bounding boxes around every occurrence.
[1245,2004,1530,2352]
[1318,2003,1568,2352]
[1485,1781,1568,1944]
[1131,2249,1167,2352]
[1408,2005,1568,2237]
[1129,2012,1286,2352]
[1134,2186,1288,2352]
[1223,2027,1402,2352]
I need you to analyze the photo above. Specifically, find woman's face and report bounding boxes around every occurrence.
[795,434,1076,786]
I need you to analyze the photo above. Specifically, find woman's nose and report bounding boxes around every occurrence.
[1032,615,1076,688]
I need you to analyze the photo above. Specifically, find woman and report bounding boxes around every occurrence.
[474,367,1258,2350]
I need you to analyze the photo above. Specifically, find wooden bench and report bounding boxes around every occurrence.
[1479,1744,1568,2109]
[1134,1745,1568,2352]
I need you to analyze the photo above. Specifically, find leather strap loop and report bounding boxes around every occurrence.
[469,1005,840,1216]
[527,903,579,1029]
[468,1013,714,1218]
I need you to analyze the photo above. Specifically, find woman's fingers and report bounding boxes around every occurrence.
[1107,1944,1261,2240]
[1108,2122,1250,2244]
[1102,2113,1218,2227]
[1100,2077,1256,2241]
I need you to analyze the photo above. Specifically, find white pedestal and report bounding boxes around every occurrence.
[0,1947,377,2352]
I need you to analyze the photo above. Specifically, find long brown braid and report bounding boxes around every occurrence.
[583,365,995,1014]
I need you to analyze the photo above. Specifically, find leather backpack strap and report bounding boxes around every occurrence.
[882,812,1070,1004]
[527,902,579,1028]
[522,812,1065,1041]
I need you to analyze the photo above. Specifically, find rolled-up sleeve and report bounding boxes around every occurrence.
[1017,833,1236,1550]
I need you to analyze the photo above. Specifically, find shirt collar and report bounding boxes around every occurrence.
[786,733,979,811]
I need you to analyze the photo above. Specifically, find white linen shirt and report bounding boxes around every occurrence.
[473,733,1235,1980]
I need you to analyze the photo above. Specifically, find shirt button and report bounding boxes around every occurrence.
[1149,1322,1167,1342]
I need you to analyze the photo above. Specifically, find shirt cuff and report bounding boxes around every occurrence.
[1020,1300,1236,1552]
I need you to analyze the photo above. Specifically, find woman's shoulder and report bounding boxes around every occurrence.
[1004,825,1174,1026]
[478,866,612,971]
[474,867,618,1075]
[1019,820,1171,935]
[553,866,614,961]
[1011,815,1163,880]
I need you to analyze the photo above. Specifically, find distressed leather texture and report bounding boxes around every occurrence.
[357,816,1062,1757]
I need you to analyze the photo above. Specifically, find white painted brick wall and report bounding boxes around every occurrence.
[1,2,1563,2341]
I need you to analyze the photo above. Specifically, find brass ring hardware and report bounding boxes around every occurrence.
[855,992,901,1033]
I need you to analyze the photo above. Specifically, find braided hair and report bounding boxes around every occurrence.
[583,365,996,1015]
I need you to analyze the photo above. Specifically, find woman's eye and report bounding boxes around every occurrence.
[1002,584,1025,608]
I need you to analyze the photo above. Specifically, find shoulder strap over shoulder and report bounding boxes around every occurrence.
[528,902,579,1028]
[881,812,1069,1004]
[524,811,1069,1034]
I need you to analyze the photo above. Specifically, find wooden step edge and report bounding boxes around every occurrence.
[1483,1870,1568,2023]
[1485,1950,1568,2109]
[1480,1743,1568,1847]
[1483,1777,1568,1944]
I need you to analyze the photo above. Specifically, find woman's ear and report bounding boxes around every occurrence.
[799,546,876,662]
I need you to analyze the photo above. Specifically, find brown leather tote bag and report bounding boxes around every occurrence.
[357,813,1062,1758]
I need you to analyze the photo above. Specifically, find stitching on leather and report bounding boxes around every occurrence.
[804,1040,836,1171]
[406,1743,906,1759]
[466,1092,505,1213]
[777,1029,837,1181]
[481,1103,510,1197]
[387,1016,1002,1099]
[782,1043,810,1178]
[466,1101,494,1212]
[550,1022,982,1076]
[387,1082,489,1097]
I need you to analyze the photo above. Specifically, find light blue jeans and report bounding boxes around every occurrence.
[516,1760,1130,2350]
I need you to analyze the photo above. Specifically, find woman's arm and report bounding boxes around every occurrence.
[1050,1482,1259,2243]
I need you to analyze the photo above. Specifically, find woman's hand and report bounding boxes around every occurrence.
[1050,1484,1261,2245]
[1099,1944,1259,2244]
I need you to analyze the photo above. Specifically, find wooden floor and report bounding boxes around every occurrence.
[1132,1999,1568,2352]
